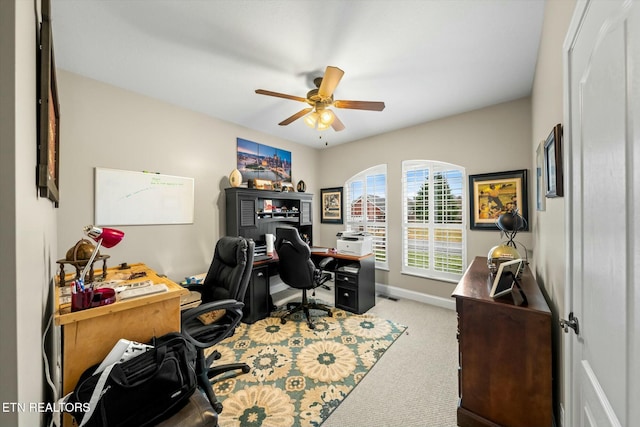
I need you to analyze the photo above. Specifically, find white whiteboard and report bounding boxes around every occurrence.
[95,168,194,225]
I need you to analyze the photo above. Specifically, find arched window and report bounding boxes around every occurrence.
[402,160,466,281]
[344,165,388,269]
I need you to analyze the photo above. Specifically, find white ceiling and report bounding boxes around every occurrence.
[51,0,544,148]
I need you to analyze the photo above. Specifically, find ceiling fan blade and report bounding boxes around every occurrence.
[256,89,307,103]
[278,108,313,126]
[334,100,386,111]
[331,114,345,132]
[318,66,344,99]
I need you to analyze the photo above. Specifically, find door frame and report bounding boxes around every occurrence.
[562,1,589,426]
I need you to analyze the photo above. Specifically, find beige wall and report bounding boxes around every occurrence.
[530,0,576,420]
[56,71,321,282]
[318,98,533,300]
[57,73,534,302]
[1,1,59,426]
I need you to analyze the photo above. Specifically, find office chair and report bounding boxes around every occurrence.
[275,226,334,329]
[180,236,254,415]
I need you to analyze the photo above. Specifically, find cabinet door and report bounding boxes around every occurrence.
[300,200,312,225]
[238,196,258,229]
[243,266,269,323]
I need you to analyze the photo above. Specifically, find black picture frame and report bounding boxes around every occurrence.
[544,123,563,198]
[536,140,546,211]
[37,0,60,206]
[468,169,529,230]
[320,187,343,224]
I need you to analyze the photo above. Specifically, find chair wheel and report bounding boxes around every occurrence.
[242,365,251,373]
[213,402,223,414]
[308,322,315,329]
[280,317,287,324]
[328,311,333,317]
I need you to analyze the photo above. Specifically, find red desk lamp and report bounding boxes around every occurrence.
[79,225,125,282]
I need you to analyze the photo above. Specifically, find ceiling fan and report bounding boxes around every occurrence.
[255,66,385,132]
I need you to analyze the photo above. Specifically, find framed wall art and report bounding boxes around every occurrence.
[320,187,343,224]
[536,140,546,211]
[37,0,60,206]
[468,169,529,230]
[236,138,292,185]
[544,123,563,198]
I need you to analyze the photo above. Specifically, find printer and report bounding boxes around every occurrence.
[336,231,373,256]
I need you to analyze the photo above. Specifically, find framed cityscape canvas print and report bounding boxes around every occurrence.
[236,138,292,185]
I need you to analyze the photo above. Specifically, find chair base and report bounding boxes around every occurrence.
[198,349,250,415]
[279,289,333,329]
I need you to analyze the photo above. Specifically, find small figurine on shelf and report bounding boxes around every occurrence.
[297,180,306,192]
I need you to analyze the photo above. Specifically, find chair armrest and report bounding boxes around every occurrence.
[181,299,245,348]
[318,256,335,270]
[181,299,244,325]
[184,284,204,292]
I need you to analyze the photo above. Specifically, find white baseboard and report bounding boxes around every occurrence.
[269,275,456,311]
[375,283,456,311]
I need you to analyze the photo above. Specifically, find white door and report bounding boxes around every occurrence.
[564,1,639,426]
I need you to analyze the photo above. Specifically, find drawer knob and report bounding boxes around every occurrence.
[343,293,350,297]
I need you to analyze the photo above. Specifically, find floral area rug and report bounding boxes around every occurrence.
[207,308,407,427]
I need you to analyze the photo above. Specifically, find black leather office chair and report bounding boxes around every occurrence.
[275,226,334,329]
[180,236,254,415]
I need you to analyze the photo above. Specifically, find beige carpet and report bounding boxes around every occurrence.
[323,294,458,427]
[274,288,459,427]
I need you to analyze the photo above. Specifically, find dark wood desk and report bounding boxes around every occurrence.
[311,249,376,314]
[242,253,278,323]
[452,256,552,427]
[242,248,377,322]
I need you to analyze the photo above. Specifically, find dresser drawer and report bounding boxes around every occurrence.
[335,272,358,288]
[336,285,358,312]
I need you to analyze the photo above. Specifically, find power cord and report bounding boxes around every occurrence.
[42,313,60,427]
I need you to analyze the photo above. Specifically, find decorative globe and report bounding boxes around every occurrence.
[497,211,526,232]
[66,239,100,262]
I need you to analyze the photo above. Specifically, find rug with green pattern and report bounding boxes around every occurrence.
[207,308,407,427]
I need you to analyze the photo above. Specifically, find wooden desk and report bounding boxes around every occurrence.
[452,256,552,427]
[54,263,188,396]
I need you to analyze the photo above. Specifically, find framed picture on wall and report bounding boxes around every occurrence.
[320,187,343,224]
[468,169,529,230]
[536,140,546,211]
[37,0,60,206]
[544,123,563,198]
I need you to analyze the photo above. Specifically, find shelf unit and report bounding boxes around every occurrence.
[225,187,313,244]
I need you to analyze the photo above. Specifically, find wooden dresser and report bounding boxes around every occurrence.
[452,256,552,427]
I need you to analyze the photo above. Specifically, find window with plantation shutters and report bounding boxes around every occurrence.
[344,165,388,270]
[402,160,466,282]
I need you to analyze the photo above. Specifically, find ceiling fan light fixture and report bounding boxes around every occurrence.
[318,109,335,126]
[304,111,319,128]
